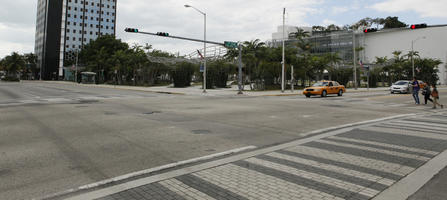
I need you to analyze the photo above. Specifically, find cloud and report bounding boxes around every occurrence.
[0,23,35,58]
[322,19,338,26]
[331,6,349,14]
[370,0,447,18]
[116,0,323,55]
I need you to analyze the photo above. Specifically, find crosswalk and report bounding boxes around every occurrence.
[95,112,447,200]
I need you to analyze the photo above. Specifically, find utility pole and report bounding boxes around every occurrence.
[291,65,294,93]
[238,44,243,94]
[353,30,357,90]
[281,8,286,93]
[75,50,79,83]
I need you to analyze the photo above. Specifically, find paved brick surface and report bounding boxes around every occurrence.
[92,112,447,200]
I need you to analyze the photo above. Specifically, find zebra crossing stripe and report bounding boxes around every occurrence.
[316,139,430,161]
[328,136,438,156]
[364,126,447,141]
[380,122,447,133]
[193,164,344,200]
[256,154,390,190]
[234,160,372,200]
[303,141,425,168]
[285,146,415,177]
[393,119,447,128]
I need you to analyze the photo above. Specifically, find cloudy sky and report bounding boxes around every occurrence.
[1,0,446,58]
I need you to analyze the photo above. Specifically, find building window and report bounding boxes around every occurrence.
[66,37,69,40]
[73,30,76,33]
[67,29,70,32]
[74,22,77,25]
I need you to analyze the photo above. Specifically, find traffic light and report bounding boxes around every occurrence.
[410,23,427,29]
[363,28,377,33]
[156,32,169,37]
[125,28,139,33]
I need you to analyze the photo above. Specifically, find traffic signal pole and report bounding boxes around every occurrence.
[135,31,224,46]
[125,29,243,94]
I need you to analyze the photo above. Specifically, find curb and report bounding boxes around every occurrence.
[36,146,256,200]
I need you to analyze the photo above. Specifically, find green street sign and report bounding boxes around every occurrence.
[224,41,238,48]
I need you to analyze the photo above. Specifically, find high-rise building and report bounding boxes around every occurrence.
[34,0,117,80]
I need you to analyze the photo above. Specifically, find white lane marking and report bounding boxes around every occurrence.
[315,140,430,161]
[329,136,439,156]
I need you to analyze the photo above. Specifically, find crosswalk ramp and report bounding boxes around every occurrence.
[77,112,447,200]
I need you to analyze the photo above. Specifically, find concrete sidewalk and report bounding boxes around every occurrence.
[30,81,391,97]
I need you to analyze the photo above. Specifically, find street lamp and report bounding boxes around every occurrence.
[185,4,207,93]
[411,36,426,78]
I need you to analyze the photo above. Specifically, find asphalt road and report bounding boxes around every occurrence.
[0,81,444,200]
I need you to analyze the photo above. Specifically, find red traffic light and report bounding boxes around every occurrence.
[363,28,377,33]
[410,23,427,29]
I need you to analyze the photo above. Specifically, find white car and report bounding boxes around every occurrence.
[390,80,411,94]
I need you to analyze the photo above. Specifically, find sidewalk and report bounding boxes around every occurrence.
[36,81,391,97]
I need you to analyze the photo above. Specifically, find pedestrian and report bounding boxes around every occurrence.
[411,77,420,104]
[422,83,433,104]
[431,85,444,109]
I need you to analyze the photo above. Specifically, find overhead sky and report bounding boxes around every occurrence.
[1,0,446,58]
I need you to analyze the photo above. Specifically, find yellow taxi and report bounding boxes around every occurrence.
[303,80,346,98]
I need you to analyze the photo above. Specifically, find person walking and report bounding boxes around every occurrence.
[411,77,420,105]
[422,83,433,104]
[431,85,444,109]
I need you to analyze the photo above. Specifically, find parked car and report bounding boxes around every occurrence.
[390,80,426,94]
[303,80,346,98]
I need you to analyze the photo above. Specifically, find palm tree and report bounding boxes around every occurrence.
[325,53,342,80]
[3,52,25,77]
[242,39,266,90]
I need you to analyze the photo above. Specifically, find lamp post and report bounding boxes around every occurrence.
[411,36,426,78]
[185,4,207,93]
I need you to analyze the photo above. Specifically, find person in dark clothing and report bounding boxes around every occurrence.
[411,77,420,104]
[422,83,433,104]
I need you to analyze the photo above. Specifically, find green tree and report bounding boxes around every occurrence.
[2,52,25,77]
[383,16,406,29]
[80,35,129,83]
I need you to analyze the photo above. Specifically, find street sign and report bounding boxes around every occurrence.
[200,64,204,72]
[224,41,238,48]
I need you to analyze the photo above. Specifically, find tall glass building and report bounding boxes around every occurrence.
[34,0,117,80]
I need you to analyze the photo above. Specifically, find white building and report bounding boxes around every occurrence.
[272,25,312,41]
[270,25,447,85]
[359,25,447,85]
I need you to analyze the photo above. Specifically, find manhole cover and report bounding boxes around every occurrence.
[192,130,212,134]
[143,111,161,115]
